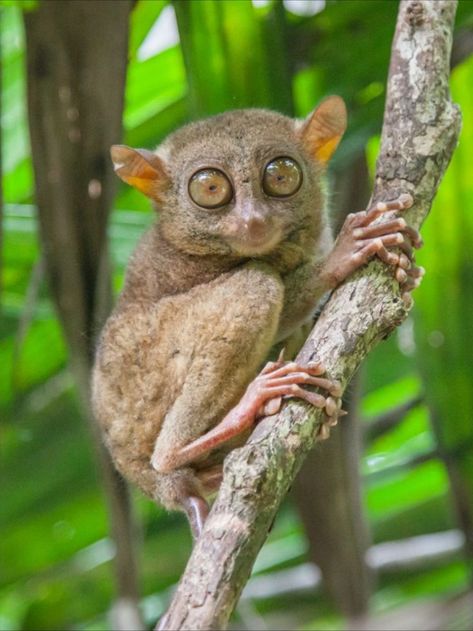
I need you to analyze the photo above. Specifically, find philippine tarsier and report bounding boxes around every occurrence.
[92,96,423,538]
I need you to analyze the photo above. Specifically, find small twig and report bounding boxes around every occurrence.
[364,394,424,442]
[366,449,438,484]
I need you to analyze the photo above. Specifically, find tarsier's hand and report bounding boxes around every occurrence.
[323,193,424,306]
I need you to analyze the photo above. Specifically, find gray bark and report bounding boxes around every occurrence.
[161,2,461,629]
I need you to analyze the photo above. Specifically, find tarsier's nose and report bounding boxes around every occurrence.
[243,215,268,240]
[226,200,281,255]
[239,201,273,242]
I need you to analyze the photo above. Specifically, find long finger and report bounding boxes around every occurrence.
[259,361,325,380]
[263,373,342,396]
[264,384,327,408]
[356,194,413,227]
[353,217,407,240]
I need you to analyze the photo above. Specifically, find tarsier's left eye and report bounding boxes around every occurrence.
[188,168,233,209]
[263,157,302,197]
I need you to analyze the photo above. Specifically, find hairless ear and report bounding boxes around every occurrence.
[299,96,347,164]
[110,145,168,200]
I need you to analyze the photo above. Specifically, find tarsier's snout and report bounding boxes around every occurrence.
[224,202,283,255]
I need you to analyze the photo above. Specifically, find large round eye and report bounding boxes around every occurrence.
[188,168,233,208]
[263,157,302,197]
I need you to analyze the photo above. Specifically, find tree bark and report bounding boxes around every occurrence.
[160,1,461,628]
[23,3,142,629]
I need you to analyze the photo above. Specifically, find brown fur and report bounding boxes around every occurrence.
[92,99,346,511]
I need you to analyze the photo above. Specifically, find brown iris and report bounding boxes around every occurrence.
[188,168,233,208]
[263,157,302,197]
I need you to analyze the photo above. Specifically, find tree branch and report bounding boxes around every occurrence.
[160,2,461,629]
[364,394,424,442]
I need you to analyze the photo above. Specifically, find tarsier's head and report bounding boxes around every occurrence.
[111,96,346,257]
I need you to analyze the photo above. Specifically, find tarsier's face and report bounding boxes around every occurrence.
[111,97,346,257]
[185,155,302,256]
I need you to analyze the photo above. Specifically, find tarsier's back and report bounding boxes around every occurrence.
[92,98,422,537]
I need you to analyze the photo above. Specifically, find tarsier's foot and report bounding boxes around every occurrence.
[165,355,346,473]
[257,355,346,441]
[324,193,424,305]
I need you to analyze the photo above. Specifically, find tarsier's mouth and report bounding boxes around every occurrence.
[226,227,283,256]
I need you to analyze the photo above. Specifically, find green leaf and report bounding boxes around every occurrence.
[129,0,167,59]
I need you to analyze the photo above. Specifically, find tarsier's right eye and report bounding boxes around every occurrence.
[188,169,233,208]
[263,157,302,197]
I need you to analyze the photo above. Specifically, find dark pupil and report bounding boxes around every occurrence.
[276,175,284,182]
[209,184,217,191]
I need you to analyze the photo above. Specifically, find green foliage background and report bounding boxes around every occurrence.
[1,1,473,629]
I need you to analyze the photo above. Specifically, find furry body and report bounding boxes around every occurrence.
[93,108,334,510]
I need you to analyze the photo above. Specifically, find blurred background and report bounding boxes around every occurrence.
[1,0,473,629]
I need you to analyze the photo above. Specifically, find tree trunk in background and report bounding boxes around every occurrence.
[23,2,142,629]
[293,153,373,616]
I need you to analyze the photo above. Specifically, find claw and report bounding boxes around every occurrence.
[329,381,343,397]
[307,360,325,375]
[325,396,338,416]
[399,253,411,270]
[396,268,408,283]
[317,423,330,440]
[398,193,414,208]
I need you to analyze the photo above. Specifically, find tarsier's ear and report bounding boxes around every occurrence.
[110,145,168,200]
[299,96,347,164]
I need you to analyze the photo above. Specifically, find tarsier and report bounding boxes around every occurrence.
[92,97,423,538]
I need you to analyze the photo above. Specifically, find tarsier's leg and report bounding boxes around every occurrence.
[323,193,424,304]
[154,357,342,474]
[149,263,287,536]
[196,465,225,494]
[154,359,342,539]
